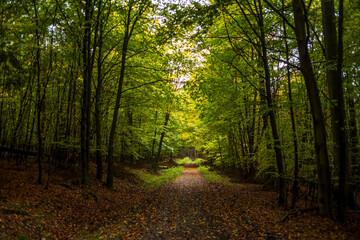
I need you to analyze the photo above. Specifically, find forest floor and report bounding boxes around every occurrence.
[0,159,360,239]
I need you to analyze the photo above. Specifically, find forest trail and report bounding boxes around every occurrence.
[120,167,278,239]
[0,161,356,239]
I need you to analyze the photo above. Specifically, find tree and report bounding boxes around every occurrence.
[80,0,94,187]
[320,0,349,221]
[106,0,151,189]
[291,0,332,217]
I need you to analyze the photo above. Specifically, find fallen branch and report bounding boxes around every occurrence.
[278,207,317,223]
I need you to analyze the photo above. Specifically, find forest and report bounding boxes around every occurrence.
[1,0,360,239]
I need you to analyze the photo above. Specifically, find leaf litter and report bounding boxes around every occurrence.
[0,160,359,239]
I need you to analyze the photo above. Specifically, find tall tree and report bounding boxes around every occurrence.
[106,0,150,189]
[291,0,332,217]
[33,0,44,184]
[80,0,94,186]
[321,0,349,221]
[281,0,300,209]
[256,0,286,205]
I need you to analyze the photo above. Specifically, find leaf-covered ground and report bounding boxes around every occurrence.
[0,160,359,239]
[117,167,358,239]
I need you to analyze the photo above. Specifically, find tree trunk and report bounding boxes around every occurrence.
[95,15,104,181]
[292,0,332,217]
[106,36,129,190]
[282,0,300,209]
[154,111,170,172]
[321,0,349,221]
[347,95,359,203]
[258,0,286,205]
[151,111,158,162]
[106,5,133,189]
[33,0,43,184]
[80,0,93,187]
[106,1,147,188]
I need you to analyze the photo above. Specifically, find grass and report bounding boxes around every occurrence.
[193,158,206,166]
[198,166,232,185]
[131,166,184,188]
[176,157,206,167]
[175,157,193,165]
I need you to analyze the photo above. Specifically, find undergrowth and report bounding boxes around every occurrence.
[193,158,206,166]
[131,166,184,188]
[198,166,231,185]
[176,157,206,166]
[175,157,192,165]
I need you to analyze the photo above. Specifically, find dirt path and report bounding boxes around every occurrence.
[120,167,277,239]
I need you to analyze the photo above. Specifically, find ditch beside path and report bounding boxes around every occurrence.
[120,167,279,239]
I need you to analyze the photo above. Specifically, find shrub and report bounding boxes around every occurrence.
[193,158,206,166]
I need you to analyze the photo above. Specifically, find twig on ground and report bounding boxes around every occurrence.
[278,207,317,223]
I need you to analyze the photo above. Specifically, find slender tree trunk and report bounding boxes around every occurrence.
[95,18,104,181]
[127,108,135,164]
[337,1,353,210]
[347,96,360,194]
[258,0,286,205]
[106,10,131,189]
[282,0,300,209]
[33,0,43,184]
[217,137,224,166]
[154,111,170,172]
[292,0,332,217]
[80,0,93,187]
[248,96,257,178]
[65,64,74,142]
[151,111,158,162]
[106,0,147,188]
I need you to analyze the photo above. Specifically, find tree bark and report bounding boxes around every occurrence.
[258,0,286,205]
[106,0,148,189]
[154,111,170,172]
[321,0,349,221]
[347,96,359,197]
[106,3,133,189]
[80,0,93,187]
[292,0,332,217]
[33,0,43,184]
[151,111,158,162]
[95,4,104,181]
[106,30,129,190]
[282,0,300,209]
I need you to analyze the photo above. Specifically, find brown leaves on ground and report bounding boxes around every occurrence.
[0,160,359,239]
[0,160,149,239]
